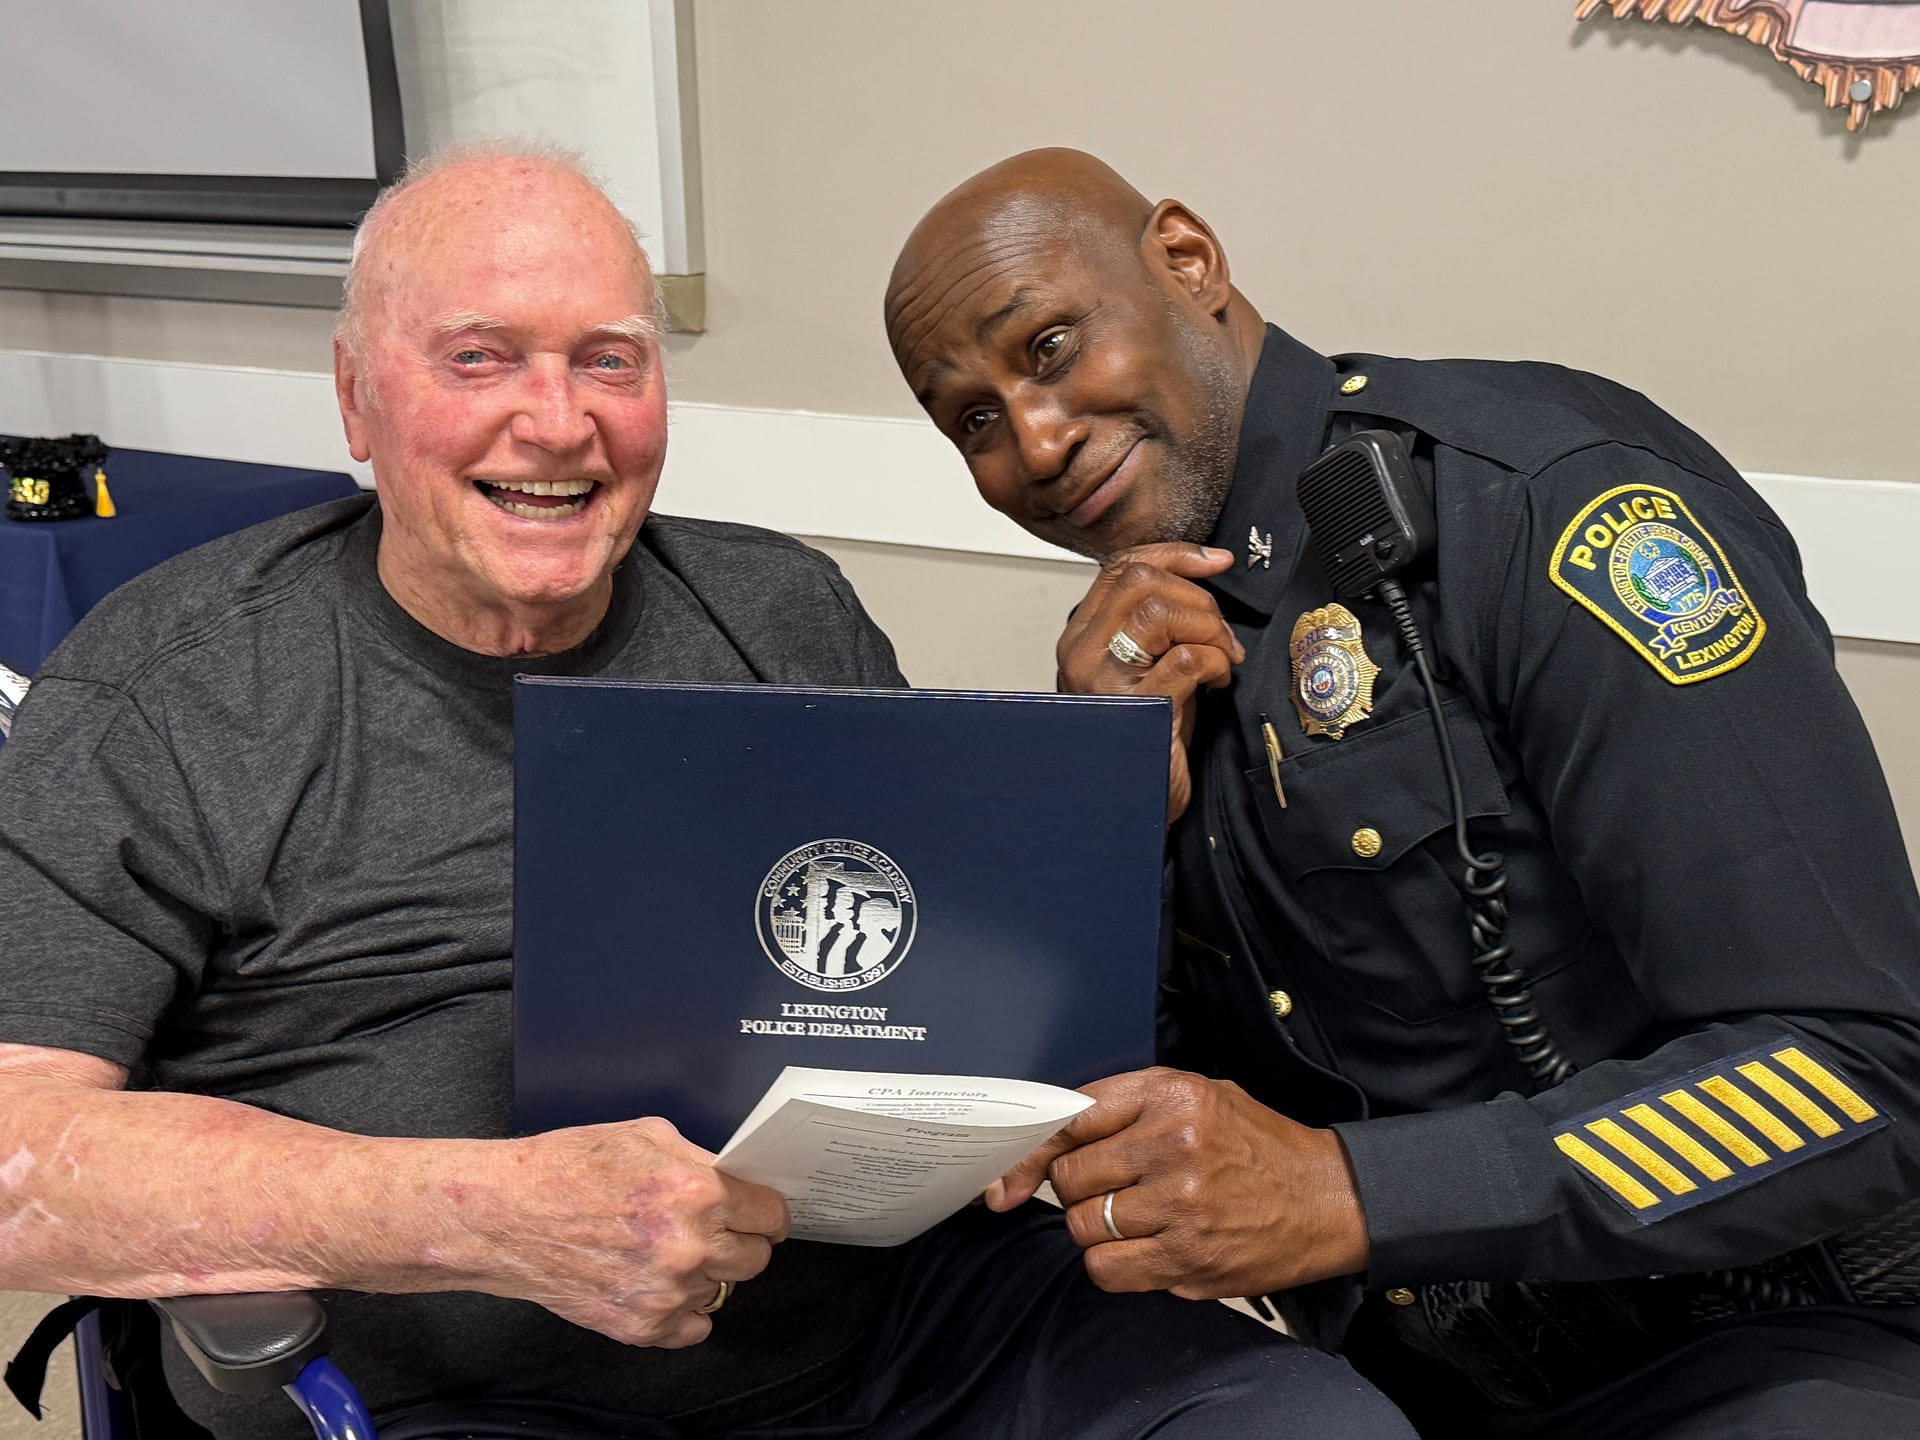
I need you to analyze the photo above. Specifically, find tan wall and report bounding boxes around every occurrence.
[673,0,1920,485]
[0,292,336,370]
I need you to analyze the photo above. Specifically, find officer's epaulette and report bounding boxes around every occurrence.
[1327,355,1617,479]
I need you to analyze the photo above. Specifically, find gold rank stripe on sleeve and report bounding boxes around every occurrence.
[1774,1045,1880,1123]
[1736,1061,1842,1138]
[1659,1091,1768,1168]
[1584,1118,1697,1196]
[1622,1103,1733,1181]
[1554,1134,1659,1210]
[1552,1039,1888,1222]
[1697,1074,1806,1152]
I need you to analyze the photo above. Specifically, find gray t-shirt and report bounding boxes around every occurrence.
[0,496,906,1437]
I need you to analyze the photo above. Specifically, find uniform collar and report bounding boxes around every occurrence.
[1204,325,1338,617]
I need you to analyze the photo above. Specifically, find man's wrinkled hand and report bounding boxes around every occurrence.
[988,1068,1369,1301]
[479,1116,787,1349]
[1055,544,1243,822]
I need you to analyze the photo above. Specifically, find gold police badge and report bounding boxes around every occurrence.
[1290,604,1381,740]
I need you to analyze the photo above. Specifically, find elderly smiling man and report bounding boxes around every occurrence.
[0,146,1411,1440]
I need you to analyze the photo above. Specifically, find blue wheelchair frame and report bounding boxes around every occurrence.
[76,1294,376,1440]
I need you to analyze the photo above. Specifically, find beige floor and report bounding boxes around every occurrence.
[1,1291,80,1440]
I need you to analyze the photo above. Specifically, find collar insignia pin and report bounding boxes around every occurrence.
[1247,526,1273,570]
[1289,603,1381,740]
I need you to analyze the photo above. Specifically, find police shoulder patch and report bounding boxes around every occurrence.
[1553,1038,1887,1224]
[1549,484,1764,684]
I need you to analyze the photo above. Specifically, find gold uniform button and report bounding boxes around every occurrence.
[1385,1287,1418,1307]
[1340,374,1369,395]
[1351,827,1383,859]
[1268,989,1293,1020]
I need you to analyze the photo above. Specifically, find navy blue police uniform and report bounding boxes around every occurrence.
[1162,324,1920,1437]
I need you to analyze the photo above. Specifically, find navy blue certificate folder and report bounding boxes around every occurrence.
[512,678,1170,1150]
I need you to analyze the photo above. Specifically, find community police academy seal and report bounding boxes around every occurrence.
[756,840,917,993]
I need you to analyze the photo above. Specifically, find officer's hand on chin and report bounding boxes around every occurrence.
[1055,544,1244,822]
[986,1067,1370,1301]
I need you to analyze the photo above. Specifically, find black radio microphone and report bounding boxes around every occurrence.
[1294,427,1573,1089]
[1295,430,1435,602]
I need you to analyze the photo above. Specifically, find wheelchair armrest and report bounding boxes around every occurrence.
[150,1292,329,1397]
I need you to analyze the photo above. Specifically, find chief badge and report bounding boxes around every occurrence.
[1548,484,1764,685]
[1289,603,1380,740]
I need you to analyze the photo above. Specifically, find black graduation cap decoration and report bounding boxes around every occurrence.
[2,434,114,522]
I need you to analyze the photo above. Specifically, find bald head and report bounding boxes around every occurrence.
[884,149,1264,560]
[338,145,655,380]
[886,149,1159,363]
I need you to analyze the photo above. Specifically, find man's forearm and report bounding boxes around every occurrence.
[0,1076,501,1298]
[0,1047,786,1348]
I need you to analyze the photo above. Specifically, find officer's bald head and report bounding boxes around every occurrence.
[885,149,1155,359]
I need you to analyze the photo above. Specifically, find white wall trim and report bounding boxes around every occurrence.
[1,349,1912,644]
[1736,473,1915,647]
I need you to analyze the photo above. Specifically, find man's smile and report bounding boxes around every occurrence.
[473,476,600,520]
[1060,438,1144,530]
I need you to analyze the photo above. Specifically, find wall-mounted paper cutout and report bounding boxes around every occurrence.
[1577,0,1920,132]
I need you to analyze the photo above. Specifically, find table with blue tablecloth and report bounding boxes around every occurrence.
[0,445,361,677]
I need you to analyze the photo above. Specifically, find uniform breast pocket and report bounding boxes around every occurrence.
[1245,697,1512,1024]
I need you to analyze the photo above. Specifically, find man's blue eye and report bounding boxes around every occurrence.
[591,353,630,370]
[453,349,488,365]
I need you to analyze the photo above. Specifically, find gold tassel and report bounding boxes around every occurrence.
[93,469,116,518]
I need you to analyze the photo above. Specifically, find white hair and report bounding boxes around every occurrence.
[333,138,660,382]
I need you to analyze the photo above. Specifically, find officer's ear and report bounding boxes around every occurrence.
[1143,200,1232,321]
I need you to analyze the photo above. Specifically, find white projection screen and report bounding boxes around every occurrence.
[0,0,402,227]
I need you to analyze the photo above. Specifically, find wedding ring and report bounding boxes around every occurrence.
[1106,629,1155,669]
[693,1279,733,1315]
[1101,1189,1125,1242]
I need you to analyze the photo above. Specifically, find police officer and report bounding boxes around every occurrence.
[885,148,1920,1437]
